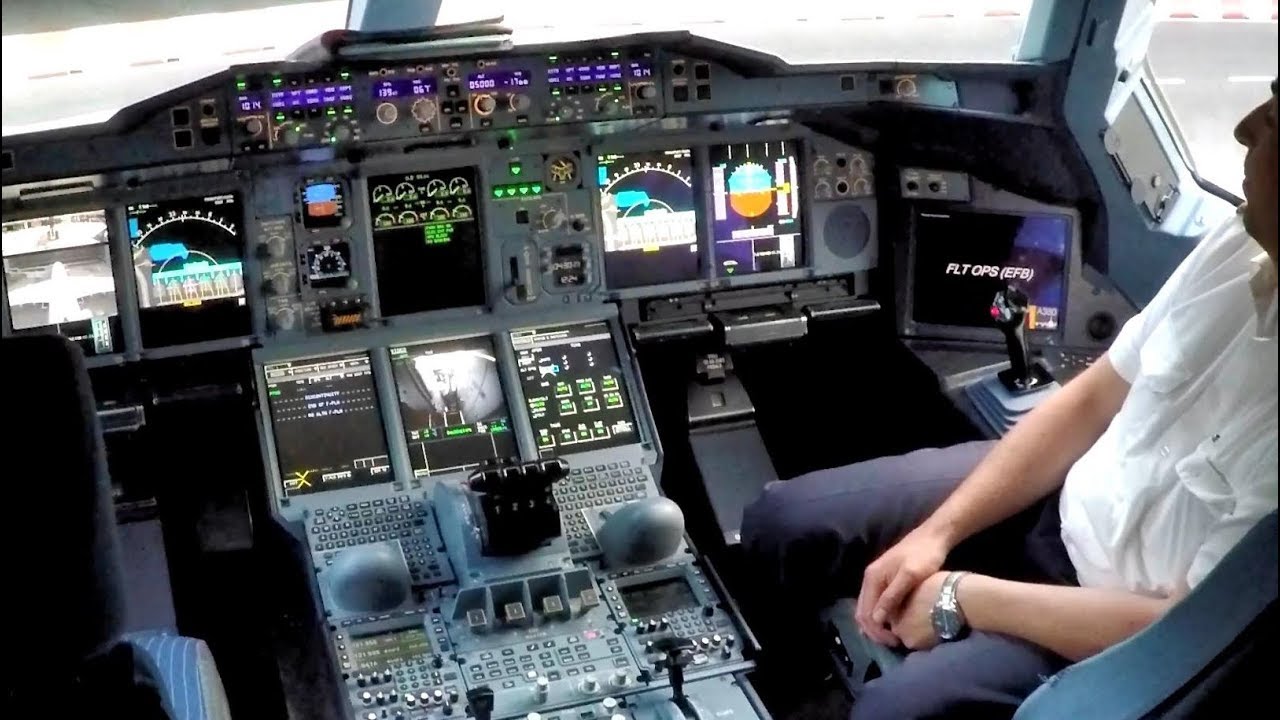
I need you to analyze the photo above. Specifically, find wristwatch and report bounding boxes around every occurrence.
[931,571,970,642]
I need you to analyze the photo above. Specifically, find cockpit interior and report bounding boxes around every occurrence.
[2,1,1276,718]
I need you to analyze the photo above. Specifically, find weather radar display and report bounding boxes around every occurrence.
[710,141,803,276]
[598,149,700,289]
[127,193,250,346]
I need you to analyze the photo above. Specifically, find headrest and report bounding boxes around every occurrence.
[1,334,126,666]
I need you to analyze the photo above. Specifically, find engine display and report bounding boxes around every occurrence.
[368,167,486,317]
[710,141,803,276]
[2,210,122,356]
[598,149,700,289]
[126,193,250,347]
[511,322,639,457]
[390,335,518,478]
[264,352,392,497]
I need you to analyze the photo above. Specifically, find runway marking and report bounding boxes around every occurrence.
[1157,77,1188,85]
[1227,75,1275,82]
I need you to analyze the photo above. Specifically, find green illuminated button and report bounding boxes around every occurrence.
[509,161,523,176]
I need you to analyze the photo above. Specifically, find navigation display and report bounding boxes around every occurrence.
[511,322,639,457]
[912,209,1070,332]
[264,353,392,497]
[127,193,250,347]
[390,336,518,478]
[598,149,700,289]
[368,167,485,317]
[2,210,122,356]
[710,141,803,276]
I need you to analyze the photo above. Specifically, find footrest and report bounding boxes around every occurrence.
[822,598,907,698]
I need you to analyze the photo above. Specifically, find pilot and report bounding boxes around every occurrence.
[741,80,1278,719]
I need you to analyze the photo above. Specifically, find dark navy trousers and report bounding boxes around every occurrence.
[740,441,1079,720]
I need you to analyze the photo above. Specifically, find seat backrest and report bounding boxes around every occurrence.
[1014,510,1279,720]
[2,334,127,666]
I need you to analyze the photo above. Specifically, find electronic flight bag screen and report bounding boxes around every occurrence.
[911,209,1070,332]
[710,141,803,276]
[511,322,639,457]
[598,149,701,289]
[264,352,392,497]
[368,167,486,317]
[390,335,519,478]
[2,209,123,356]
[126,193,250,347]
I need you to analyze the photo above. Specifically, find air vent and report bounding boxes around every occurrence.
[173,129,194,149]
[171,107,191,127]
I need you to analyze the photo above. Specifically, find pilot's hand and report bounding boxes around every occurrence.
[888,570,948,651]
[855,527,949,645]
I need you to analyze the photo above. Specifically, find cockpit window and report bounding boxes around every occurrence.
[1146,9,1278,195]
[1,0,1035,137]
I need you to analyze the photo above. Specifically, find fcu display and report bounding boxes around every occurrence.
[912,209,1070,332]
[511,322,638,456]
[264,352,392,496]
[2,210,122,356]
[368,167,485,317]
[390,335,518,478]
[710,141,803,276]
[127,193,250,347]
[599,149,700,288]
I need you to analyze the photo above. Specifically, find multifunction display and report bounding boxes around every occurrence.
[912,209,1070,332]
[264,352,392,497]
[511,322,639,457]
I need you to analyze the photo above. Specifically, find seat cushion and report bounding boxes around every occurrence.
[125,632,232,720]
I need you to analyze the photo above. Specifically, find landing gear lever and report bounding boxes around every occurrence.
[990,286,1053,394]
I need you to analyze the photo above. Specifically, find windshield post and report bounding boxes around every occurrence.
[347,0,442,32]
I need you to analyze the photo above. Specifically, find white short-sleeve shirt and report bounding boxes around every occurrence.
[1059,212,1278,597]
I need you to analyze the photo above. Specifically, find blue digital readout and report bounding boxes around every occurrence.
[466,70,532,91]
[371,77,437,100]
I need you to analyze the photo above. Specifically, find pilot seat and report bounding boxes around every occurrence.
[1,334,233,720]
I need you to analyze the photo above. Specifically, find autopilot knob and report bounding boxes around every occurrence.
[241,117,265,136]
[473,94,497,116]
[509,93,532,112]
[633,83,658,101]
[411,98,438,125]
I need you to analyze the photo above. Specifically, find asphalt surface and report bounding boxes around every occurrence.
[2,17,1276,193]
[1148,21,1278,194]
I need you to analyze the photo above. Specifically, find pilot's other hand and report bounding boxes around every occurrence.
[855,527,949,645]
[888,570,948,651]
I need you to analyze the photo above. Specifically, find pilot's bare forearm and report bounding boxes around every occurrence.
[958,574,1173,662]
[920,355,1129,548]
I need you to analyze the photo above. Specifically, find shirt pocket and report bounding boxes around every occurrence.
[1174,435,1236,517]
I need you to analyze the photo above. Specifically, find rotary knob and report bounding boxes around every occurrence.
[633,83,658,101]
[330,122,354,143]
[473,94,497,116]
[268,307,298,332]
[540,209,566,231]
[579,676,600,695]
[411,98,438,124]
[375,102,399,124]
[509,93,532,112]
[241,117,265,136]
